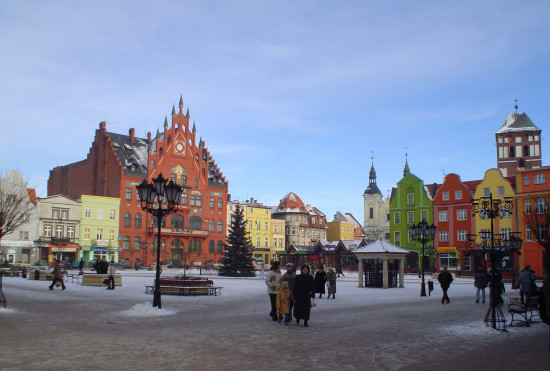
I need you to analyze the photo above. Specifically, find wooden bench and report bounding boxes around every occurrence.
[508,296,540,327]
[145,284,222,296]
[158,279,214,287]
[81,274,122,287]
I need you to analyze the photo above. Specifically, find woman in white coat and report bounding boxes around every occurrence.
[265,261,282,321]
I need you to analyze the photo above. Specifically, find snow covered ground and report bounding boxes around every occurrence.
[0,269,549,370]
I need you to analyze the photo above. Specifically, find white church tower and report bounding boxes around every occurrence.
[363,158,390,241]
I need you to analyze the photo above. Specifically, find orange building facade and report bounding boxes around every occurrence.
[48,97,228,267]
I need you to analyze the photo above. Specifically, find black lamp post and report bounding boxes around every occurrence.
[136,173,182,309]
[469,194,522,331]
[410,219,437,297]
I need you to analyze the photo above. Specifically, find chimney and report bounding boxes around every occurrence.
[227,194,232,202]
[129,128,135,144]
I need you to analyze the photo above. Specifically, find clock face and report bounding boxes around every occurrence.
[175,141,185,154]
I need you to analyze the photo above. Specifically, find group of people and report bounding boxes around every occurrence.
[48,259,117,291]
[312,265,337,299]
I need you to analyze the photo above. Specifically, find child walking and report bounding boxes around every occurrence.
[276,281,293,325]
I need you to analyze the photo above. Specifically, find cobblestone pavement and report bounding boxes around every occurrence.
[1,274,549,371]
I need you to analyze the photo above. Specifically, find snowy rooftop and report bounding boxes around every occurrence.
[354,239,410,255]
[496,112,539,134]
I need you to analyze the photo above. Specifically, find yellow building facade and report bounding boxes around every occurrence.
[327,212,355,241]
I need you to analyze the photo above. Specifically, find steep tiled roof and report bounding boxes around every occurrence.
[497,112,539,134]
[107,132,148,178]
[274,192,308,214]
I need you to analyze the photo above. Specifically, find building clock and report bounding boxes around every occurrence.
[174,141,185,155]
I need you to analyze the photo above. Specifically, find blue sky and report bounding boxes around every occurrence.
[1,0,549,223]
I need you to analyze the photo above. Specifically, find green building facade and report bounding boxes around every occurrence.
[79,195,121,264]
[389,160,435,270]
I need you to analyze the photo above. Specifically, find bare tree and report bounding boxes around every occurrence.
[523,195,550,279]
[0,171,35,241]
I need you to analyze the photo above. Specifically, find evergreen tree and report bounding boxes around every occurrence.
[219,204,255,277]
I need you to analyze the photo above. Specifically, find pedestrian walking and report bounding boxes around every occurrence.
[282,263,296,314]
[314,265,327,298]
[48,260,66,290]
[474,266,488,303]
[515,265,536,305]
[336,265,345,277]
[78,258,84,274]
[265,261,282,321]
[437,265,453,304]
[106,261,116,290]
[326,267,337,299]
[276,281,293,325]
[293,264,315,327]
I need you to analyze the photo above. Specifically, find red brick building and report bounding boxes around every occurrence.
[48,97,228,267]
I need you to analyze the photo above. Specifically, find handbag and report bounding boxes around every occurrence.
[311,299,316,307]
[103,278,109,285]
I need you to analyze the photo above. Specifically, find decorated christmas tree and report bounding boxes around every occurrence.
[218,204,255,277]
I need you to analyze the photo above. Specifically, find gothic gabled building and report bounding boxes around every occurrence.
[48,96,228,267]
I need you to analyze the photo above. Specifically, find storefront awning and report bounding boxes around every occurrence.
[92,247,120,252]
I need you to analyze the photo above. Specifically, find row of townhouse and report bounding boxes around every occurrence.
[389,109,547,278]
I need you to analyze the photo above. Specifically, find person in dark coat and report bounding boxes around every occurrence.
[474,266,488,303]
[48,260,66,290]
[78,258,85,274]
[437,265,453,304]
[293,264,315,327]
[515,265,536,305]
[314,265,327,298]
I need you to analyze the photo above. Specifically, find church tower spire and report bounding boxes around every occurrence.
[364,152,381,196]
[403,149,410,177]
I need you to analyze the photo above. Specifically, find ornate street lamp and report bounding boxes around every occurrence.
[410,219,437,297]
[469,194,522,331]
[136,173,182,309]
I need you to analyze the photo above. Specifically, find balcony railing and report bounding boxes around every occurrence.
[148,227,208,238]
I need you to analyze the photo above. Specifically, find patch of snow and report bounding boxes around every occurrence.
[119,302,177,317]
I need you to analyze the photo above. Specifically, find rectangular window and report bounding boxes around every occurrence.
[457,209,467,221]
[110,209,116,220]
[407,211,414,224]
[182,193,188,205]
[97,229,103,240]
[109,229,115,241]
[52,209,60,219]
[248,220,253,230]
[97,208,103,219]
[407,193,414,204]
[44,225,52,237]
[497,186,504,197]
[134,237,141,250]
[455,190,462,200]
[273,225,277,233]
[85,208,91,218]
[535,198,547,214]
[442,191,449,201]
[439,210,448,222]
[61,210,68,220]
[394,231,400,245]
[457,230,468,241]
[526,224,532,241]
[501,228,511,240]
[67,226,74,238]
[55,225,63,238]
[534,174,546,184]
[265,221,269,231]
[218,198,223,209]
[264,237,269,247]
[439,230,449,242]
[19,231,29,240]
[210,197,215,208]
[483,187,490,197]
[196,196,202,207]
[84,228,90,240]
[126,188,132,200]
[421,210,428,222]
[394,213,400,224]
[190,195,195,206]
[524,175,530,186]
[256,237,260,247]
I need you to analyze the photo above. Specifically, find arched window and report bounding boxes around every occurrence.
[217,220,223,232]
[172,215,184,229]
[189,216,202,230]
[134,236,141,250]
[194,177,198,187]
[217,240,224,253]
[369,207,374,219]
[152,216,166,228]
[209,220,215,232]
[209,240,215,253]
[124,212,131,227]
[123,236,130,250]
[135,213,142,228]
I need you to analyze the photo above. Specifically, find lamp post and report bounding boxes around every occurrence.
[410,219,437,297]
[136,173,182,309]
[469,194,522,331]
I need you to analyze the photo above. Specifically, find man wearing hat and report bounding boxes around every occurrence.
[282,263,296,314]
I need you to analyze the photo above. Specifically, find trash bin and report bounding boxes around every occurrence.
[34,270,40,280]
[427,280,434,296]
